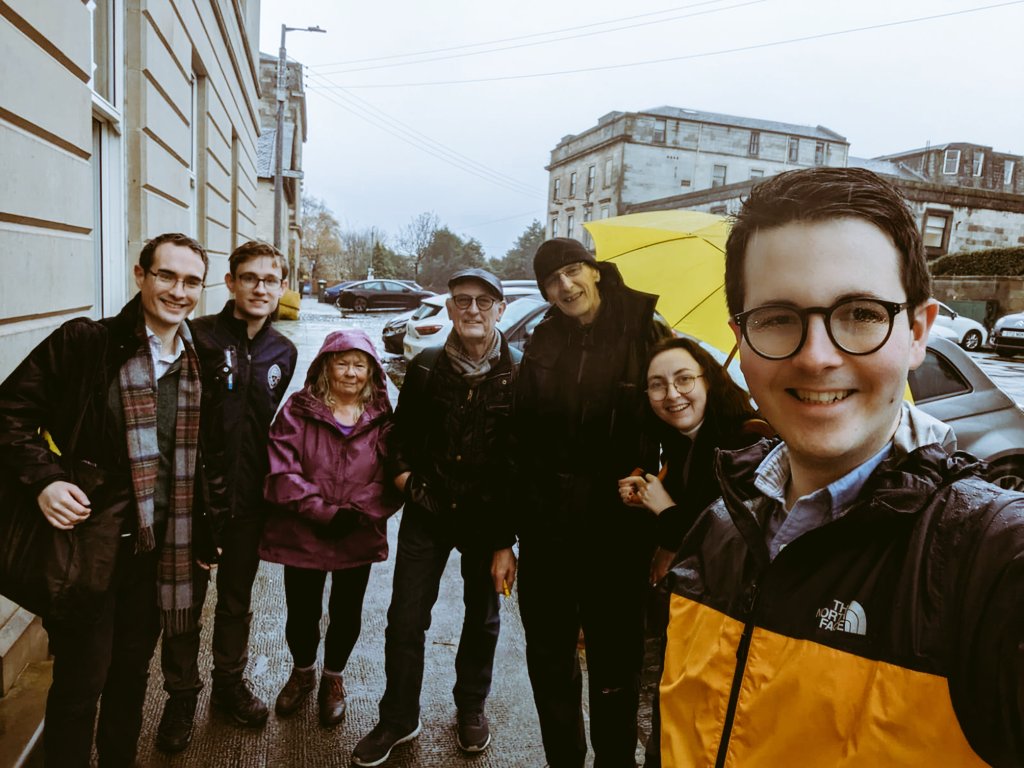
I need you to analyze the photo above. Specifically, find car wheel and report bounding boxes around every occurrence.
[961,330,982,351]
[986,457,1024,492]
[353,297,369,313]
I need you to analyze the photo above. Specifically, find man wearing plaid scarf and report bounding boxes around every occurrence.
[0,232,215,767]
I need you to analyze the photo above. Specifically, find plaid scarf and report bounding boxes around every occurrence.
[444,329,501,385]
[119,324,202,636]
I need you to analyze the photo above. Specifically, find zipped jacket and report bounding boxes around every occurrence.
[661,408,1024,767]
[192,301,296,521]
[387,335,521,551]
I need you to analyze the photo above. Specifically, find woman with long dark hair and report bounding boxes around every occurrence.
[619,336,764,766]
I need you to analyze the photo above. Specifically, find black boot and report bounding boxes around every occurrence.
[211,679,269,727]
[156,695,197,753]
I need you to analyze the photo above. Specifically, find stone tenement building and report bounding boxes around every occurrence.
[545,106,849,246]
[875,143,1022,195]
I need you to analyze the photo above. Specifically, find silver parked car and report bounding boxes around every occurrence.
[990,310,1024,357]
[910,336,1024,489]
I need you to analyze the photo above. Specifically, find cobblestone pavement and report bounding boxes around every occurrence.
[133,299,654,767]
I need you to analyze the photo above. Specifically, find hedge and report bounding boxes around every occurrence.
[930,246,1024,276]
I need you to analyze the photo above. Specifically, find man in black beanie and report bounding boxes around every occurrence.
[494,236,670,767]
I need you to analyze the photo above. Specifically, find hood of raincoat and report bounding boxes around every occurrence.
[303,329,389,413]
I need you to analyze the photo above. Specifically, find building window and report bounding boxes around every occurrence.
[553,177,561,201]
[604,157,612,187]
[749,169,764,180]
[709,205,728,215]
[814,142,825,166]
[712,165,727,188]
[601,205,610,219]
[748,131,760,157]
[569,171,577,198]
[567,214,575,239]
[89,0,115,105]
[788,137,799,163]
[551,217,559,237]
[653,119,666,144]
[587,165,596,193]
[922,209,953,254]
[943,149,961,175]
[972,152,984,177]
[1005,160,1016,186]
[582,210,593,248]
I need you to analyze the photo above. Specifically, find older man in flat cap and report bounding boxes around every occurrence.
[353,268,522,767]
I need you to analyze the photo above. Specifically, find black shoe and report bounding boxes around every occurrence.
[318,673,347,727]
[211,679,269,727]
[275,667,317,717]
[456,709,491,753]
[351,720,422,767]
[155,695,197,753]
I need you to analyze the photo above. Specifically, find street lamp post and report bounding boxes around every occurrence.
[274,23,325,260]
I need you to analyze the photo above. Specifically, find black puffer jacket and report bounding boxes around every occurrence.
[514,262,671,543]
[661,431,1024,768]
[192,301,297,521]
[387,336,520,551]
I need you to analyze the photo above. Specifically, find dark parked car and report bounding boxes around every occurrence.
[910,335,1024,490]
[338,280,433,312]
[990,310,1024,356]
[319,280,359,303]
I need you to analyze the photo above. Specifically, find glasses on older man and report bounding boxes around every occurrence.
[148,269,204,292]
[452,294,497,311]
[733,297,910,360]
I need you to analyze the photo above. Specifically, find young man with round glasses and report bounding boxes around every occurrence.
[660,167,1024,766]
[352,268,521,766]
[156,240,297,751]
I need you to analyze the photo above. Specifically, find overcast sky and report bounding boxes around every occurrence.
[258,0,1024,260]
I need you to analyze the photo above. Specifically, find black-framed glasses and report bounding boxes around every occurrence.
[452,294,497,311]
[647,373,703,401]
[733,298,910,360]
[237,273,281,290]
[148,269,204,292]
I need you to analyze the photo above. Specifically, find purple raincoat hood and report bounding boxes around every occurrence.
[304,329,389,410]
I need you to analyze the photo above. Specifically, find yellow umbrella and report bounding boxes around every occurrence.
[585,210,735,354]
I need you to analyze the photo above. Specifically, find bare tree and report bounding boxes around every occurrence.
[301,195,343,282]
[397,212,441,281]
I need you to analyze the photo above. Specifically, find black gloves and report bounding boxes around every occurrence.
[327,507,361,537]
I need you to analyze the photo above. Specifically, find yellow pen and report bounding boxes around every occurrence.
[502,580,511,598]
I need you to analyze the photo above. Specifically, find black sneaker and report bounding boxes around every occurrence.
[155,695,197,753]
[211,679,269,727]
[351,720,422,767]
[456,709,491,753]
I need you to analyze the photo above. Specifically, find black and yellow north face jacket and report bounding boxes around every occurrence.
[662,413,1024,767]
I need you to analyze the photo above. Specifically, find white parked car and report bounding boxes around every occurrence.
[933,301,987,351]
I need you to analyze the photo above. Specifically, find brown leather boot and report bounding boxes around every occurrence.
[318,672,347,727]
[275,666,317,716]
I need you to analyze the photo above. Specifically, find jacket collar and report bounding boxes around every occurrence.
[218,300,270,341]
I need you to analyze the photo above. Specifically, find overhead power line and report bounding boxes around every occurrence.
[309,0,738,69]
[315,0,763,76]
[313,1,1024,89]
[304,72,541,198]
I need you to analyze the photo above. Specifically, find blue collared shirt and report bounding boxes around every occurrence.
[756,442,892,561]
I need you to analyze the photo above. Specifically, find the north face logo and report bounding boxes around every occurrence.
[815,599,867,635]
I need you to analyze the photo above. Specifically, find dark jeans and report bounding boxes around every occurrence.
[161,515,264,696]
[518,537,651,768]
[283,563,372,671]
[379,505,500,730]
[43,536,162,768]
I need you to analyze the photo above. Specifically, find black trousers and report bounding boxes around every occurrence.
[283,563,372,671]
[161,515,264,695]
[518,536,651,768]
[378,506,500,730]
[43,537,162,768]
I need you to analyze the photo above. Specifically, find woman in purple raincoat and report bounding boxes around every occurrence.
[261,329,400,727]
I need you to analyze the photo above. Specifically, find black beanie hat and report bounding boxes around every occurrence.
[533,238,596,298]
